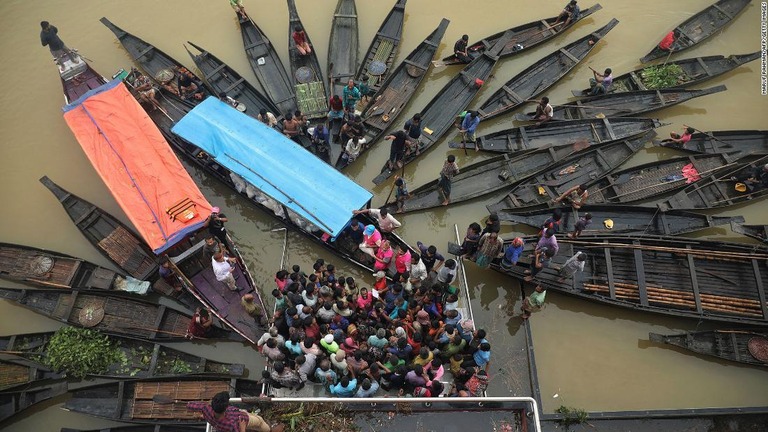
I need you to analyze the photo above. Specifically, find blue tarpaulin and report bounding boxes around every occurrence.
[171,97,373,237]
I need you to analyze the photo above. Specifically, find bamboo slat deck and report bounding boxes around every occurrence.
[650,329,768,367]
[287,0,329,119]
[355,0,406,100]
[131,380,230,419]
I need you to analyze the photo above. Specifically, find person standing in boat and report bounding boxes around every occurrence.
[558,251,587,282]
[212,252,239,291]
[454,34,472,63]
[229,0,248,20]
[292,26,312,56]
[352,207,401,234]
[533,97,553,126]
[588,67,613,95]
[393,176,410,214]
[553,183,589,209]
[186,308,213,339]
[459,111,480,150]
[281,113,302,144]
[437,154,460,206]
[474,231,504,268]
[342,80,361,113]
[204,207,230,246]
[40,21,79,66]
[187,390,281,432]
[384,130,408,171]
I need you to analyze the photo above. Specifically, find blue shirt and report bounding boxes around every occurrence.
[342,85,361,107]
[330,378,358,397]
[461,114,480,134]
[285,340,303,356]
[473,348,491,368]
[342,221,365,244]
[503,243,524,265]
[355,381,380,397]
[312,127,330,144]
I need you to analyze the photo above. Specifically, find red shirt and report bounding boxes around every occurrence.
[292,31,307,46]
[329,96,343,111]
[186,402,246,432]
[659,31,675,50]
[187,312,208,338]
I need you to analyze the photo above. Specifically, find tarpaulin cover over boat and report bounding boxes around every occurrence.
[171,97,373,237]
[63,79,212,254]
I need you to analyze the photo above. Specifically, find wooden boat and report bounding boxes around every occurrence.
[380,143,584,214]
[328,0,358,98]
[486,131,652,211]
[655,130,768,160]
[238,14,297,116]
[0,330,244,379]
[58,52,107,104]
[63,378,261,424]
[476,18,620,121]
[0,242,143,293]
[100,18,210,102]
[731,222,768,243]
[287,0,329,119]
[514,85,726,121]
[338,18,449,170]
[0,288,235,342]
[185,41,279,115]
[571,52,759,96]
[497,205,741,236]
[0,359,62,391]
[639,0,752,63]
[124,78,415,279]
[0,382,67,423]
[436,4,603,67]
[586,153,736,205]
[354,0,407,101]
[649,329,768,367]
[371,30,515,186]
[40,176,157,282]
[487,234,768,326]
[660,155,768,210]
[61,426,205,432]
[452,117,661,155]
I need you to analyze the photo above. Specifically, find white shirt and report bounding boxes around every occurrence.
[410,260,428,283]
[345,137,367,159]
[369,209,401,232]
[211,257,232,281]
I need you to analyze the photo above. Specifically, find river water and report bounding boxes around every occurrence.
[1,0,768,430]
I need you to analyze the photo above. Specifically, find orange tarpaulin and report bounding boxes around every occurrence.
[63,80,211,253]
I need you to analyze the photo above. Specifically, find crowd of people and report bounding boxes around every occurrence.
[257,251,493,399]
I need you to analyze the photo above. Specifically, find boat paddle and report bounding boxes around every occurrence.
[383,177,397,207]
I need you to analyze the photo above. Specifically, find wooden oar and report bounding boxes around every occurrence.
[0,350,44,356]
[123,326,196,339]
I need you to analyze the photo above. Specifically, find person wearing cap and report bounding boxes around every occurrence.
[353,207,401,233]
[554,183,589,209]
[359,224,382,258]
[320,333,340,354]
[569,213,593,239]
[256,108,278,127]
[371,270,387,292]
[558,251,587,282]
[438,154,460,206]
[241,294,264,321]
[204,207,229,246]
[501,237,525,270]
[40,21,79,66]
[589,67,613,95]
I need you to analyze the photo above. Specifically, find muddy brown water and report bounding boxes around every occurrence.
[1,0,768,430]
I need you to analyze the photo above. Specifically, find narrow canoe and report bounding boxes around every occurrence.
[63,378,261,424]
[476,18,620,121]
[731,222,768,243]
[238,15,297,116]
[61,427,205,432]
[655,130,768,160]
[39,176,157,282]
[380,143,584,214]
[486,234,768,326]
[58,53,107,104]
[571,52,759,96]
[451,117,661,155]
[437,4,603,66]
[287,0,329,119]
[0,359,62,391]
[371,30,516,185]
[0,382,68,423]
[496,205,742,236]
[338,18,449,170]
[640,0,752,63]
[100,18,210,102]
[486,131,652,211]
[0,330,243,380]
[0,288,236,342]
[514,85,726,121]
[586,153,735,205]
[354,0,407,102]
[185,41,279,115]
[125,76,414,279]
[659,155,768,210]
[328,0,359,98]
[0,242,132,292]
[649,329,768,367]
